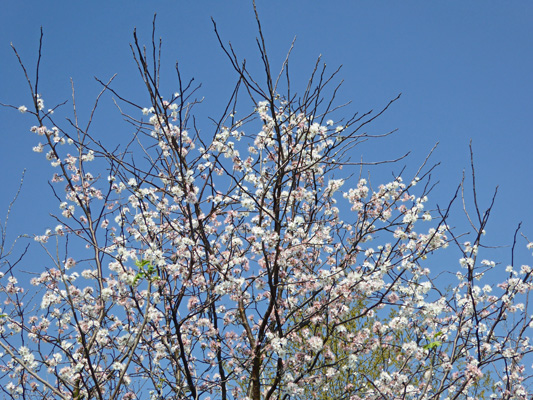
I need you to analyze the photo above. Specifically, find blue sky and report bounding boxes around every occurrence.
[1,1,533,267]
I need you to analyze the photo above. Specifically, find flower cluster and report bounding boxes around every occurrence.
[1,36,532,400]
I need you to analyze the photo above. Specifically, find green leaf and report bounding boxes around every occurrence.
[135,259,151,268]
[423,341,442,350]
[133,259,159,285]
[133,272,144,286]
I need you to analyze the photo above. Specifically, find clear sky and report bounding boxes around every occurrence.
[1,1,533,268]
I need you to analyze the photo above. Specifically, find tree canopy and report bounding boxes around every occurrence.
[0,11,531,400]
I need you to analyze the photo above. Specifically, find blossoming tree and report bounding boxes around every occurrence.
[0,13,532,400]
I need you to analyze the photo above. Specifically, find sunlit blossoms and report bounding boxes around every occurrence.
[0,19,532,400]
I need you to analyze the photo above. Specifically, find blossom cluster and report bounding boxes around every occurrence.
[1,56,532,400]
